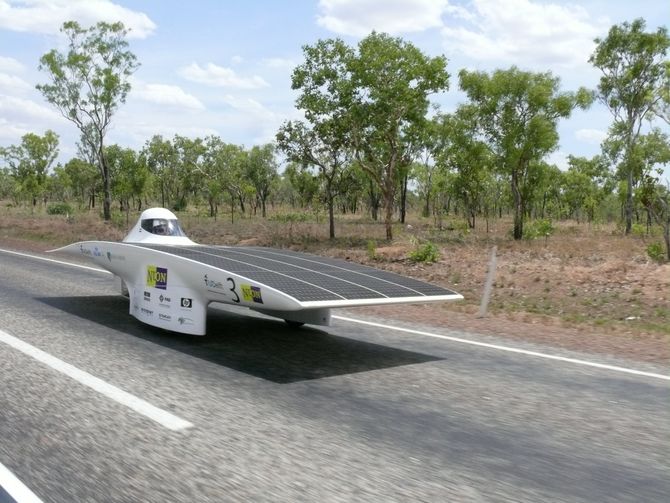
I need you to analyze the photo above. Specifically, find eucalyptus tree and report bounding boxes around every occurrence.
[348,32,449,239]
[434,110,492,229]
[105,145,150,213]
[202,139,252,221]
[277,38,355,238]
[0,130,59,208]
[200,136,226,218]
[459,66,592,239]
[58,157,99,209]
[142,135,178,208]
[0,168,16,201]
[244,144,278,218]
[589,18,670,234]
[411,118,442,218]
[277,119,351,237]
[282,162,320,209]
[172,135,206,211]
[562,155,613,222]
[282,33,448,240]
[37,21,139,220]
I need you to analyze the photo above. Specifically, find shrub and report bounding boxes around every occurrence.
[646,242,666,263]
[47,202,72,215]
[524,219,554,242]
[631,223,647,238]
[366,239,377,260]
[268,212,310,223]
[408,241,440,263]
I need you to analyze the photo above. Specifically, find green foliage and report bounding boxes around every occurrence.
[630,223,648,238]
[268,212,310,223]
[285,32,449,240]
[408,241,440,263]
[37,21,139,220]
[47,202,73,215]
[646,242,666,263]
[0,130,59,204]
[459,66,592,239]
[590,18,670,235]
[366,239,377,260]
[523,219,555,241]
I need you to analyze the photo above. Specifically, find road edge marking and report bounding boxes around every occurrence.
[0,328,193,431]
[333,315,670,382]
[0,248,111,275]
[0,461,43,503]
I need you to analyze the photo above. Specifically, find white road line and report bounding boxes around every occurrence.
[5,248,667,383]
[0,461,43,503]
[333,316,670,382]
[0,248,111,275]
[0,328,193,431]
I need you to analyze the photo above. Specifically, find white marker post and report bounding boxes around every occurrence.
[478,246,497,318]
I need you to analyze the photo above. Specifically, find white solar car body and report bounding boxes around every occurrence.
[52,208,462,335]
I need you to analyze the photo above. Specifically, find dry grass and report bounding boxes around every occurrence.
[1,204,668,344]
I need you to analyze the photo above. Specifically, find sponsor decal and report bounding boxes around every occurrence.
[140,307,153,316]
[158,313,172,322]
[178,317,194,326]
[79,244,92,256]
[181,298,192,308]
[93,246,102,257]
[147,265,168,290]
[144,291,151,301]
[203,274,223,290]
[158,294,171,307]
[241,284,263,304]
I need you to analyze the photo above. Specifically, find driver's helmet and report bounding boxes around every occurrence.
[152,219,169,235]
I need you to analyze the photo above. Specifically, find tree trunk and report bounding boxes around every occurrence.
[512,169,523,240]
[102,165,111,220]
[400,173,408,224]
[383,176,395,241]
[384,194,393,240]
[328,195,335,239]
[324,180,336,239]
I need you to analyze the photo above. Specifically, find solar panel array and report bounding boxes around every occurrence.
[139,244,459,302]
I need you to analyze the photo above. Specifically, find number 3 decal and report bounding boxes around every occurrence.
[227,277,240,303]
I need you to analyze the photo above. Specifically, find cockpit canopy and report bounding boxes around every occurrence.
[123,207,196,245]
[140,218,186,237]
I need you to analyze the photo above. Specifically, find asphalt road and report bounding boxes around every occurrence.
[0,249,668,502]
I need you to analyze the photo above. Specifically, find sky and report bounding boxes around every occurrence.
[0,0,668,176]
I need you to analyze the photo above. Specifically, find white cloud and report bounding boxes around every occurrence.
[0,94,64,123]
[317,0,449,36]
[178,62,269,89]
[262,57,297,70]
[131,81,205,110]
[221,95,275,118]
[575,128,606,145]
[0,94,67,143]
[0,117,31,140]
[441,0,609,69]
[231,55,244,65]
[0,55,25,73]
[0,72,32,92]
[0,0,156,39]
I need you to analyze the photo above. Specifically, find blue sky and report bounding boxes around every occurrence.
[0,0,668,177]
